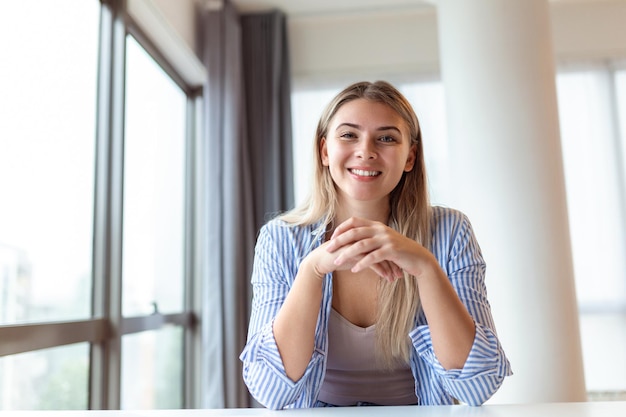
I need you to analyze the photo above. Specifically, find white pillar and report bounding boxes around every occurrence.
[435,0,586,403]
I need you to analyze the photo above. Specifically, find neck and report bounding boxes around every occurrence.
[335,196,390,225]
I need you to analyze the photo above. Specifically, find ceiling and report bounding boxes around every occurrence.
[229,0,601,17]
[229,0,433,16]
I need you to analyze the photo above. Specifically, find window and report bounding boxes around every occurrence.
[291,88,336,205]
[121,328,183,409]
[397,81,449,205]
[0,0,203,410]
[0,0,98,327]
[0,343,90,410]
[556,66,626,396]
[120,34,188,408]
[123,36,186,317]
[0,0,99,409]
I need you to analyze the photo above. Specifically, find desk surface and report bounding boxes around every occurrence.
[1,402,624,416]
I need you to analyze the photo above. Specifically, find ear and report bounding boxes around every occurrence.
[320,137,330,166]
[404,144,417,172]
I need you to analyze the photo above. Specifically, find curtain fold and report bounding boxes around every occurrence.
[197,1,293,408]
[241,10,294,227]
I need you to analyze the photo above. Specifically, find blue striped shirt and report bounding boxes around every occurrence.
[240,206,512,409]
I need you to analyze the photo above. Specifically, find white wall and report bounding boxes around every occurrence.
[289,1,626,83]
[551,1,626,63]
[151,0,198,53]
[288,8,440,86]
[152,1,626,80]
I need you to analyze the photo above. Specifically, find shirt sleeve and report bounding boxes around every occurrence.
[239,223,324,410]
[410,209,513,405]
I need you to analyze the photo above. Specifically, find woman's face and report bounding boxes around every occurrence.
[320,98,416,206]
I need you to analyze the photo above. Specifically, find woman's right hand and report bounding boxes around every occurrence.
[308,240,403,281]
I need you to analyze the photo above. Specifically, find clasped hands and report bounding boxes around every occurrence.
[312,217,432,282]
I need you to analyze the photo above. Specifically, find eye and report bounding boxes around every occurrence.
[379,135,397,143]
[339,131,357,140]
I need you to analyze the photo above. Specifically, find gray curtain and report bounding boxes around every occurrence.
[241,10,294,227]
[198,1,293,409]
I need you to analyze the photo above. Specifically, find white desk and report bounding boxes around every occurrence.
[1,402,624,416]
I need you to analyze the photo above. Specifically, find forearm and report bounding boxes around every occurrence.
[417,255,476,370]
[272,257,324,382]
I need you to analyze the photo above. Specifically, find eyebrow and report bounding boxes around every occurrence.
[335,122,402,134]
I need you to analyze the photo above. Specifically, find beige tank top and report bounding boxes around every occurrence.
[317,308,418,406]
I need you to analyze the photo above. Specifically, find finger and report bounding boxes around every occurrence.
[331,248,365,271]
[330,217,373,240]
[372,261,403,282]
[370,254,403,278]
[327,227,370,253]
[369,261,394,281]
[330,217,358,240]
[348,240,388,271]
[333,236,378,264]
[391,263,404,278]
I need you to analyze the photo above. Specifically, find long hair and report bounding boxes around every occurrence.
[279,80,431,366]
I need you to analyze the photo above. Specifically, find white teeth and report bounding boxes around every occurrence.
[351,169,380,177]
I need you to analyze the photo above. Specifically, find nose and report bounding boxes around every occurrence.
[356,140,376,160]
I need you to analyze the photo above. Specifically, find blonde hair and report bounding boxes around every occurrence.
[280,81,431,366]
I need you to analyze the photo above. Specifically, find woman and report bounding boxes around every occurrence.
[239,81,512,409]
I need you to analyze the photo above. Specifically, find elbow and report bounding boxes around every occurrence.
[250,394,285,411]
[461,375,506,406]
[242,364,295,410]
[244,382,285,410]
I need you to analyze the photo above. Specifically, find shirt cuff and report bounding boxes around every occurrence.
[240,320,325,409]
[410,323,511,380]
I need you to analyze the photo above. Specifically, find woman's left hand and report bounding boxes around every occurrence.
[325,217,435,281]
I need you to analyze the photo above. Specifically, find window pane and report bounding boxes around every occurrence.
[616,69,626,201]
[122,36,186,316]
[0,343,89,410]
[291,88,337,205]
[0,0,99,324]
[121,327,183,409]
[557,69,626,394]
[399,81,449,205]
[580,313,626,392]
[556,71,626,307]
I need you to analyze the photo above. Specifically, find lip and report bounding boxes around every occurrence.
[348,167,382,178]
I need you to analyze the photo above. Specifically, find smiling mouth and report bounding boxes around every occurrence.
[350,168,381,177]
